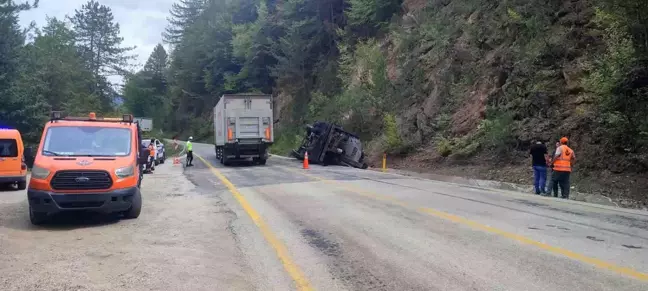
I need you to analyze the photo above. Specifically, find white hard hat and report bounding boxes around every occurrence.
[189,136,193,140]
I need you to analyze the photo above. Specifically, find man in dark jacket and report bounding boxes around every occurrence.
[529,140,549,195]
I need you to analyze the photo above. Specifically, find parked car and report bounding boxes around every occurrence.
[0,128,28,190]
[142,138,165,165]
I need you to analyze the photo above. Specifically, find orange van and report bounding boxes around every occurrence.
[27,112,148,225]
[0,128,27,190]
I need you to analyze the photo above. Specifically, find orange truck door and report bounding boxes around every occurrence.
[0,138,22,176]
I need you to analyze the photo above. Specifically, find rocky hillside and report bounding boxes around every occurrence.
[120,0,648,206]
[307,0,648,207]
[383,0,648,203]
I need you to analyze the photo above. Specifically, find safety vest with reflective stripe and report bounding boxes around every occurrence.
[554,145,573,172]
[186,141,193,151]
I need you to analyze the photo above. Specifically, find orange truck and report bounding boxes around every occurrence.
[27,112,148,225]
[0,127,28,190]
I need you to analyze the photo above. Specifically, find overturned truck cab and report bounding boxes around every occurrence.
[292,121,368,169]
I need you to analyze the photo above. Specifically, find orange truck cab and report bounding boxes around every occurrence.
[27,112,148,225]
[0,128,28,190]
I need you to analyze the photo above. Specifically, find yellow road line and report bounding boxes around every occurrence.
[278,165,648,282]
[195,155,313,291]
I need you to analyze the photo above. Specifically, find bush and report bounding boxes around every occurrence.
[383,113,402,153]
[270,127,303,156]
[478,109,515,152]
[584,9,636,97]
[435,136,453,157]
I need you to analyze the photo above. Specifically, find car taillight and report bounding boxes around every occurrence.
[21,163,27,170]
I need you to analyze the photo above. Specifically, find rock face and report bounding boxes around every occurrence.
[346,0,647,205]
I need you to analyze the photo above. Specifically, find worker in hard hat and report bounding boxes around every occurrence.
[549,137,575,199]
[186,136,194,167]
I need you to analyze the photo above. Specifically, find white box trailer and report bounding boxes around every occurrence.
[213,94,273,165]
[134,117,153,132]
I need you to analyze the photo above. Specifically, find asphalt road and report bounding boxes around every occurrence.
[186,141,648,291]
[1,140,647,291]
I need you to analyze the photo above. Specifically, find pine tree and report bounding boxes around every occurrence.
[68,0,134,112]
[163,0,206,44]
[123,44,170,129]
[25,17,98,113]
[0,0,48,142]
[0,0,36,93]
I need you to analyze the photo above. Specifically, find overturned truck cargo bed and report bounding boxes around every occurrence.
[292,121,368,169]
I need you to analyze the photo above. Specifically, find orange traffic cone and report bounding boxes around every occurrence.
[303,151,309,169]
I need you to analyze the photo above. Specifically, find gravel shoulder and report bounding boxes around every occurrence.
[0,163,254,291]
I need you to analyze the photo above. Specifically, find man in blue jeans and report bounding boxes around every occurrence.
[529,140,550,195]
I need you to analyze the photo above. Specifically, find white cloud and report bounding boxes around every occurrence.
[19,0,175,86]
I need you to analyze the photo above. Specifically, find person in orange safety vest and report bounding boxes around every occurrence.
[148,139,156,171]
[549,137,575,199]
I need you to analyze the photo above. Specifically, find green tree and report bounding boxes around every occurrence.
[0,0,48,142]
[0,0,36,94]
[345,0,401,38]
[163,0,206,44]
[69,0,134,112]
[123,44,170,128]
[24,17,98,113]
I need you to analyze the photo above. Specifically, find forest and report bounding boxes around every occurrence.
[1,0,647,205]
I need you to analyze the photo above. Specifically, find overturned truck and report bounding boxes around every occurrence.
[292,121,369,169]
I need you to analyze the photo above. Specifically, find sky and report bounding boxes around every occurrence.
[19,0,176,86]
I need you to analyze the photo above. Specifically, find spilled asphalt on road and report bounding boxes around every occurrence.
[1,140,648,290]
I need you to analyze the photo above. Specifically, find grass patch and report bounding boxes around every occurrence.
[270,127,303,156]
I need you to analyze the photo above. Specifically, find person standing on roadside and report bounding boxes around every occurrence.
[147,139,156,172]
[530,140,549,195]
[186,136,194,167]
[546,141,560,196]
[550,137,575,199]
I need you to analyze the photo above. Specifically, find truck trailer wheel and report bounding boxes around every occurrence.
[223,156,231,166]
[221,149,230,166]
[259,159,267,165]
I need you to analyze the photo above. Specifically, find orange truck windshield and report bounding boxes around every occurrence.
[42,126,131,157]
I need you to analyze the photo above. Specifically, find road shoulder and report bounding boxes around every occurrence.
[0,161,255,291]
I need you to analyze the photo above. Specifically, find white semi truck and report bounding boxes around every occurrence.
[213,94,274,165]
